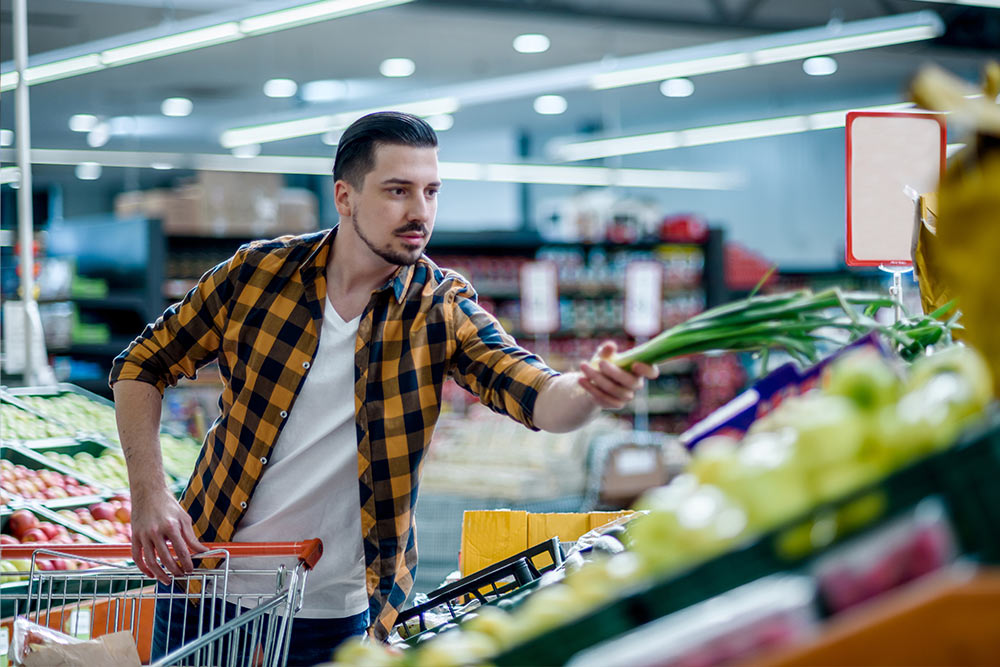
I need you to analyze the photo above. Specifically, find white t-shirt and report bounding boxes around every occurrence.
[228,296,368,618]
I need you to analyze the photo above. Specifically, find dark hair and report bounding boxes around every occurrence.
[333,111,438,188]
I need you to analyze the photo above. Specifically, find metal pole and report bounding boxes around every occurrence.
[13,0,37,383]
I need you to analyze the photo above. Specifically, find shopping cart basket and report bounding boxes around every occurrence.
[3,539,323,667]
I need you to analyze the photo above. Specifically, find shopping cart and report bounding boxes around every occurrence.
[3,539,323,667]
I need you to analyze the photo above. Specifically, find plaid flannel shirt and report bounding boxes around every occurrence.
[110,228,557,639]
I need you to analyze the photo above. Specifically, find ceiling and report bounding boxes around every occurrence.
[0,0,997,190]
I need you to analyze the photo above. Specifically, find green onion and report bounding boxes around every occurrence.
[613,287,958,370]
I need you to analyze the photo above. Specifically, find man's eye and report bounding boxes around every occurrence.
[391,188,406,196]
[427,190,439,198]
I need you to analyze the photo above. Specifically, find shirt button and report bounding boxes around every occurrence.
[279,410,288,418]
[260,457,268,464]
[302,362,310,369]
[240,501,247,509]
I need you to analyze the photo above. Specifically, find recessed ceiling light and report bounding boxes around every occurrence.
[232,143,261,158]
[264,78,298,98]
[151,162,174,170]
[533,94,567,115]
[302,79,347,102]
[69,114,99,132]
[803,56,838,76]
[0,129,13,146]
[75,162,102,180]
[380,58,415,77]
[87,123,110,147]
[321,130,343,146]
[660,78,695,98]
[513,33,550,54]
[426,114,454,131]
[161,97,193,117]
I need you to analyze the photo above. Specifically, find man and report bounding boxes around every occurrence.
[111,111,657,664]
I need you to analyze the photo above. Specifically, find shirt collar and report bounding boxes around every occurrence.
[302,226,416,305]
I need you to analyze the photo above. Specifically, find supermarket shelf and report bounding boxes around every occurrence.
[61,341,132,358]
[72,292,152,312]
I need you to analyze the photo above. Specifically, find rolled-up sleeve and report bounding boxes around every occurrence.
[447,283,558,430]
[109,248,244,394]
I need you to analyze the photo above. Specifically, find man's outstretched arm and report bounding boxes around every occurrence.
[533,341,659,433]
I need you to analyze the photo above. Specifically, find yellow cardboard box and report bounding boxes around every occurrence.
[460,509,632,577]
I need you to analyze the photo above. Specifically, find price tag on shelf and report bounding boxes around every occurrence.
[624,261,663,338]
[520,261,559,334]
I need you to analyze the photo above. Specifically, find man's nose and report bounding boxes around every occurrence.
[408,193,431,222]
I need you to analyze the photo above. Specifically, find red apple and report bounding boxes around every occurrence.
[0,534,18,545]
[93,519,116,537]
[20,528,48,543]
[44,487,69,499]
[7,509,39,539]
[34,559,53,571]
[74,509,94,524]
[72,534,92,544]
[37,522,60,540]
[115,506,132,523]
[89,503,116,522]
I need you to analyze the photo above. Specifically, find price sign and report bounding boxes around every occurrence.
[624,261,663,338]
[520,261,559,334]
[846,111,945,267]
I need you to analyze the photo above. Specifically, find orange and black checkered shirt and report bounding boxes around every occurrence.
[110,228,557,638]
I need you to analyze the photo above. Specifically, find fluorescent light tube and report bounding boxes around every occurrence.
[0,167,20,185]
[221,97,460,147]
[240,0,413,35]
[101,23,242,66]
[912,0,1000,8]
[0,71,17,90]
[592,53,751,90]
[590,11,942,91]
[750,25,940,64]
[551,102,918,161]
[24,54,104,84]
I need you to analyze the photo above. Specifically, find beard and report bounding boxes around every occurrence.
[350,208,425,266]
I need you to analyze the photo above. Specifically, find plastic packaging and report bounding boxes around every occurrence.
[8,617,140,667]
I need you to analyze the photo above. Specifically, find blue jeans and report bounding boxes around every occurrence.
[151,582,369,666]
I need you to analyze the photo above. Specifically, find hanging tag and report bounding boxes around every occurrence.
[520,261,559,334]
[624,261,663,338]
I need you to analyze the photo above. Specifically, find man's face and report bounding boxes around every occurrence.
[342,143,440,267]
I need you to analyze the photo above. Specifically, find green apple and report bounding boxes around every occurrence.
[824,348,902,411]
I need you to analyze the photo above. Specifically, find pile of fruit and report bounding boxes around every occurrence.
[0,404,73,440]
[54,496,132,544]
[1,509,100,578]
[43,449,132,489]
[330,345,993,667]
[0,460,102,501]
[16,393,118,440]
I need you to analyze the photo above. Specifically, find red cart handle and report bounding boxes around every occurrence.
[1,539,324,570]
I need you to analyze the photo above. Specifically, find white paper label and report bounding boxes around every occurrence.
[1,300,55,383]
[520,261,559,334]
[624,261,663,338]
[615,447,658,476]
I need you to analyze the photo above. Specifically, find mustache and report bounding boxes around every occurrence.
[394,222,427,235]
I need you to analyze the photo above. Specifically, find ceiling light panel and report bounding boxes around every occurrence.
[380,58,415,77]
[161,97,194,117]
[803,56,838,76]
[264,78,298,98]
[513,34,551,54]
[302,79,347,102]
[660,78,695,98]
[69,114,99,133]
[0,130,13,147]
[533,95,567,115]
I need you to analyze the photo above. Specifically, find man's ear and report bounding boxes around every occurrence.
[334,179,353,217]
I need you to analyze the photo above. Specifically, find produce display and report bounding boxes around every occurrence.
[330,344,993,667]
[43,449,135,489]
[7,389,203,483]
[0,403,74,440]
[0,460,102,501]
[16,393,117,439]
[1,509,101,577]
[53,496,133,544]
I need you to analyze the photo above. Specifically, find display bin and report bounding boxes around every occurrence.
[3,383,120,443]
[494,411,1000,666]
[756,565,1000,666]
[0,505,122,620]
[20,438,134,492]
[1,444,112,509]
[396,538,564,642]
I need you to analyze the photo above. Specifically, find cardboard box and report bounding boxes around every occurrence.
[113,189,172,221]
[599,444,670,508]
[460,509,632,577]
